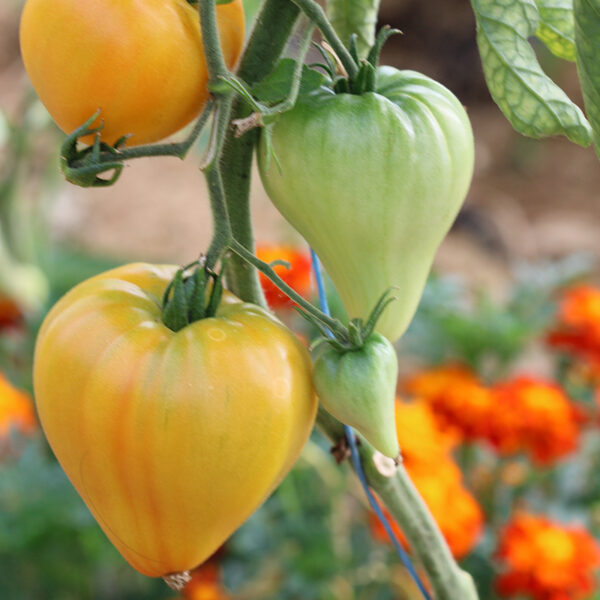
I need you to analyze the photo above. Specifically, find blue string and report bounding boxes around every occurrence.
[309,249,432,600]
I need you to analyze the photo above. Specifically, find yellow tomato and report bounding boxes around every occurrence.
[20,0,245,145]
[34,263,316,577]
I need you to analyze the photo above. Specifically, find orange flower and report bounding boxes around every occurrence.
[0,296,23,331]
[488,377,580,465]
[370,400,483,559]
[405,367,581,465]
[256,244,312,309]
[547,285,600,370]
[496,513,600,600]
[181,564,229,600]
[0,372,36,438]
[403,365,494,441]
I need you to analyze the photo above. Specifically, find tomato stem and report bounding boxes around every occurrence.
[219,0,302,305]
[197,0,231,85]
[290,0,359,79]
[228,239,348,337]
[316,407,480,600]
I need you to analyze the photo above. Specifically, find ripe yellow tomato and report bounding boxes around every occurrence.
[34,263,316,577]
[20,0,245,145]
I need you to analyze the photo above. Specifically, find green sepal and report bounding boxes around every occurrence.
[350,60,377,94]
[349,34,361,65]
[205,263,225,318]
[188,266,208,322]
[60,111,125,188]
[367,26,402,68]
[162,269,190,332]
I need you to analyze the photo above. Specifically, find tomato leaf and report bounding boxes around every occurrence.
[471,0,592,145]
[574,0,600,157]
[251,59,326,105]
[534,0,577,61]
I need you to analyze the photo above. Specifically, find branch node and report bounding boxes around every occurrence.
[232,112,264,137]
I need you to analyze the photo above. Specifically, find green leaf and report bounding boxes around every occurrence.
[574,0,600,156]
[535,0,577,61]
[251,59,326,104]
[326,0,381,58]
[471,0,592,145]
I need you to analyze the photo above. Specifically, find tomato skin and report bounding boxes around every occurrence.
[313,333,399,458]
[33,263,316,577]
[258,67,474,342]
[20,0,244,146]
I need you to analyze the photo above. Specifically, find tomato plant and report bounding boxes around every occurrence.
[33,263,317,577]
[19,0,245,145]
[258,66,475,342]
[17,0,600,596]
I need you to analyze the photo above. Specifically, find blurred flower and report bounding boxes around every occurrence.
[496,513,600,600]
[547,284,600,370]
[256,244,312,309]
[405,366,581,466]
[402,365,494,441]
[0,371,36,439]
[370,400,483,558]
[181,563,229,600]
[0,296,23,331]
[488,377,581,465]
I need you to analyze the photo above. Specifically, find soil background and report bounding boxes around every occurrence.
[2,0,599,296]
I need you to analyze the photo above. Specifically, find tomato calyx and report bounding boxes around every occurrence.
[307,288,397,353]
[317,26,401,96]
[60,111,127,187]
[161,259,225,332]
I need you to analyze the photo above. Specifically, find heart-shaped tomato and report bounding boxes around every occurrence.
[258,67,474,342]
[34,263,316,577]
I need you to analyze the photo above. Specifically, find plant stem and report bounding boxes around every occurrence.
[220,0,301,305]
[113,106,213,161]
[316,409,480,600]
[204,102,234,268]
[198,0,230,81]
[229,239,347,337]
[197,0,237,268]
[290,0,359,78]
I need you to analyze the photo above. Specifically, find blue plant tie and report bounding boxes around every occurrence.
[309,248,432,600]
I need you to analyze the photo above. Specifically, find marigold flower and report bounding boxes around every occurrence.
[547,285,600,369]
[402,365,494,441]
[488,377,580,465]
[0,372,36,438]
[256,244,312,309]
[496,513,600,600]
[370,400,483,559]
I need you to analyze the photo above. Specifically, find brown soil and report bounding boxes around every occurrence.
[2,0,599,293]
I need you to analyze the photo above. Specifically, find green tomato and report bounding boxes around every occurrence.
[258,67,474,342]
[313,332,399,458]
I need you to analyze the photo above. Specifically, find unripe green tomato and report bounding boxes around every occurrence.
[313,332,399,458]
[258,67,474,342]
